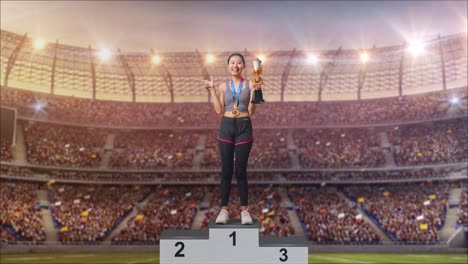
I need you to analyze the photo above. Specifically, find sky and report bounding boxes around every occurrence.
[1,1,467,53]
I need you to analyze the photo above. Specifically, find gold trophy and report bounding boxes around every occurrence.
[251,58,265,104]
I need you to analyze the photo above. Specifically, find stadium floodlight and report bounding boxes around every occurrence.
[307,53,318,64]
[450,97,460,105]
[360,52,369,63]
[34,102,45,112]
[407,39,425,56]
[206,54,215,63]
[152,55,161,64]
[98,48,112,60]
[257,54,265,63]
[34,39,45,49]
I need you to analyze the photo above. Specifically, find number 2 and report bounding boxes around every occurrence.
[175,241,185,257]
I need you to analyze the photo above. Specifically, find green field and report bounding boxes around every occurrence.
[0,253,467,264]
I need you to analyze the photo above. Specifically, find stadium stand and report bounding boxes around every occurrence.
[0,29,466,248]
[343,182,450,243]
[288,185,381,244]
[0,181,45,242]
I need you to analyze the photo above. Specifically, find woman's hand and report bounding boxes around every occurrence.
[252,80,263,90]
[197,76,214,90]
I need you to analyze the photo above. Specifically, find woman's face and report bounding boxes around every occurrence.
[227,56,244,76]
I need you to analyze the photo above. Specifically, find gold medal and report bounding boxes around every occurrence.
[232,104,239,116]
[230,80,242,117]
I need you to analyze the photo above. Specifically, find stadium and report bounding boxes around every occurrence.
[0,1,467,264]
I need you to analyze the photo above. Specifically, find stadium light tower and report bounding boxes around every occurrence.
[450,96,460,105]
[307,53,318,64]
[34,39,45,49]
[407,39,425,56]
[98,48,112,60]
[206,54,215,64]
[360,52,370,63]
[152,55,161,64]
[34,102,45,112]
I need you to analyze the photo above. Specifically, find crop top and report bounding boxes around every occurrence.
[224,80,250,112]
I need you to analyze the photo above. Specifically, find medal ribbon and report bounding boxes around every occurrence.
[230,79,243,109]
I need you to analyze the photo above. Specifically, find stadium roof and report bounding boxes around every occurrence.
[1,1,466,52]
[1,29,467,102]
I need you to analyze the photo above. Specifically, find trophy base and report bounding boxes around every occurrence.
[251,89,265,104]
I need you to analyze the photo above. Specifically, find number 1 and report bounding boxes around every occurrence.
[229,231,236,246]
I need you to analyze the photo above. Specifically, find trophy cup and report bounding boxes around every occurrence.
[251,58,265,104]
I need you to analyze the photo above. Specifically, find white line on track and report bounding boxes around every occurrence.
[314,255,374,264]
[451,257,468,260]
[61,254,96,258]
[126,258,157,264]
[3,257,56,261]
[404,255,433,258]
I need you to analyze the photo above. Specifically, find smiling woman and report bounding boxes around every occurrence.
[199,53,262,225]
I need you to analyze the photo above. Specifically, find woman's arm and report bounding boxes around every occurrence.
[210,83,225,115]
[248,81,257,115]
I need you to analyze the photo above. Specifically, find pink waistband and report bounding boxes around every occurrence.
[217,136,253,145]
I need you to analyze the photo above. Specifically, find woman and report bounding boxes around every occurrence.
[200,53,260,225]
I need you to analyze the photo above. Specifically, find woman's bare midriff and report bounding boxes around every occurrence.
[223,112,250,118]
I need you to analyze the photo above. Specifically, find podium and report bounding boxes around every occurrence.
[160,219,308,264]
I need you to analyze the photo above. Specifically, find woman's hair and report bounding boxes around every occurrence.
[227,53,245,65]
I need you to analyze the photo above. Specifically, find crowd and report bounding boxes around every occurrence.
[0,181,45,242]
[343,182,449,243]
[1,86,465,172]
[0,165,460,186]
[288,185,381,244]
[245,173,275,182]
[284,168,460,183]
[333,169,457,182]
[247,130,290,169]
[110,130,198,169]
[293,128,385,168]
[201,186,296,237]
[1,87,465,127]
[0,225,18,242]
[23,123,106,167]
[0,178,464,244]
[285,172,332,182]
[0,165,35,178]
[111,185,204,243]
[48,171,158,182]
[201,130,222,168]
[456,187,468,228]
[201,148,221,169]
[0,140,13,161]
[390,118,467,166]
[49,184,150,242]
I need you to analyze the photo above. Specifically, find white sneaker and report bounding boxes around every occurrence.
[241,209,253,225]
[216,209,229,224]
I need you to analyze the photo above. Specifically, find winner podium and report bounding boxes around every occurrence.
[160,219,308,264]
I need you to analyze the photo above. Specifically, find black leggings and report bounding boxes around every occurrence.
[217,116,253,206]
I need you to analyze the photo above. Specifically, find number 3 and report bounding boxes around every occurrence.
[279,248,288,262]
